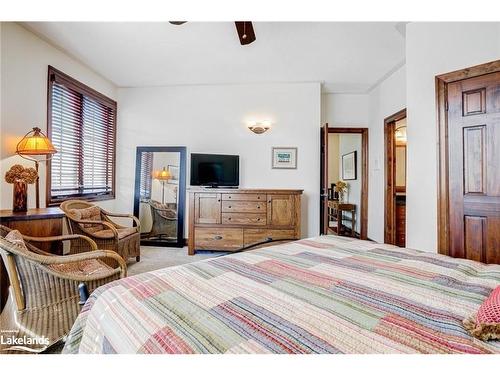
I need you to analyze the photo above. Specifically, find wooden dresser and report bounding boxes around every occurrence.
[0,208,65,312]
[188,189,302,255]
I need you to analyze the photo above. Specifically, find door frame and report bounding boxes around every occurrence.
[384,108,406,244]
[324,127,369,239]
[435,60,500,256]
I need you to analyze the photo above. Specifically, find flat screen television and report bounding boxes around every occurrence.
[190,153,239,187]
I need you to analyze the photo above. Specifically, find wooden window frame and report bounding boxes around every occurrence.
[435,60,500,256]
[46,66,117,206]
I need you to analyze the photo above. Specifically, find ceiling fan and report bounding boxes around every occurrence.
[169,21,256,45]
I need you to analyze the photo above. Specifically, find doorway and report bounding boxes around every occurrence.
[436,60,500,264]
[384,109,407,246]
[320,125,368,239]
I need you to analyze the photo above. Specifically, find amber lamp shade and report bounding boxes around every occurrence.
[15,127,57,209]
[153,167,172,181]
[16,127,57,156]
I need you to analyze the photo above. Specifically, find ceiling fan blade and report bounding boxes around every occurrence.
[235,22,256,45]
[169,21,187,25]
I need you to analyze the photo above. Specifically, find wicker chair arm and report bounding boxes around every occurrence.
[101,210,141,232]
[22,234,98,251]
[36,250,127,280]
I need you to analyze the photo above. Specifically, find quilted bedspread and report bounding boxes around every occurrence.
[63,236,500,354]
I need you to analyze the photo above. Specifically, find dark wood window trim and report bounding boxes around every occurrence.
[46,66,117,206]
[435,60,500,256]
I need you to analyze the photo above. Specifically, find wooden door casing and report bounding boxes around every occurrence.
[320,123,329,235]
[445,68,500,264]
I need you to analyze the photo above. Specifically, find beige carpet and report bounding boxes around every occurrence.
[126,246,222,276]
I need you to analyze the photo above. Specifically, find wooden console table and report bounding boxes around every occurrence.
[188,188,302,255]
[327,200,356,237]
[0,207,65,312]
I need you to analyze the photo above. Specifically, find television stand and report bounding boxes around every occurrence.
[188,188,303,255]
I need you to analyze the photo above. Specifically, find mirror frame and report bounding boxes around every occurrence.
[133,146,187,247]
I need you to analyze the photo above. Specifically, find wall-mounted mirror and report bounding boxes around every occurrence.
[134,146,186,247]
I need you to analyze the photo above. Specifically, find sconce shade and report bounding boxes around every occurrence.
[16,127,57,156]
[153,167,172,181]
[248,121,272,134]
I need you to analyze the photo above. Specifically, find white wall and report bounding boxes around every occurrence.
[406,22,500,252]
[0,22,117,210]
[116,83,321,238]
[367,65,406,242]
[328,133,340,184]
[321,93,369,126]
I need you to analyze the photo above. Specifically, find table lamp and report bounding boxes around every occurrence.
[16,127,57,208]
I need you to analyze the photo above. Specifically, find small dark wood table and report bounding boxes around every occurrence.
[0,207,65,312]
[327,200,356,237]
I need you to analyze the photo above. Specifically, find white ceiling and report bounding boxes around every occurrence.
[23,22,406,93]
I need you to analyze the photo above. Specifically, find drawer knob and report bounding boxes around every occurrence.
[228,206,232,208]
[257,218,260,221]
[257,206,260,209]
[214,235,223,240]
[228,217,232,221]
[228,196,231,199]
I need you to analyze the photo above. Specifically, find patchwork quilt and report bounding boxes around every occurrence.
[63,236,500,354]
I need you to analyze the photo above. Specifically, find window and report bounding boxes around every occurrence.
[47,66,116,205]
[140,152,153,200]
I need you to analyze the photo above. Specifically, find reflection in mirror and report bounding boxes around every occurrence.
[134,147,186,247]
[327,133,362,236]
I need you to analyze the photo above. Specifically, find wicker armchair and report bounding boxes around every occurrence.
[61,200,141,262]
[0,225,126,354]
[148,200,177,240]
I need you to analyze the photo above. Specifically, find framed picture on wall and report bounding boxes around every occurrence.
[272,147,298,169]
[167,165,179,184]
[342,151,357,180]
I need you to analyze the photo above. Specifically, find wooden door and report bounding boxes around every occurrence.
[267,194,295,227]
[447,71,500,264]
[320,123,329,234]
[194,193,221,224]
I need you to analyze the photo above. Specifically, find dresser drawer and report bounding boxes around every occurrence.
[243,229,296,247]
[222,213,266,225]
[221,193,265,201]
[222,201,266,213]
[194,228,243,251]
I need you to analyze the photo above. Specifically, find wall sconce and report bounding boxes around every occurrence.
[248,120,272,134]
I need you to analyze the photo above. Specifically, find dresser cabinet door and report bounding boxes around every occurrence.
[267,194,295,227]
[194,193,221,224]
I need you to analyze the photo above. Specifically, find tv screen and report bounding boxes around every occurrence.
[190,153,239,187]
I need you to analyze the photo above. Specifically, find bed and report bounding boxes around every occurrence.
[63,235,500,354]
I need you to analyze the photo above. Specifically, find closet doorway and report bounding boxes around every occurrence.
[320,125,368,239]
[384,109,407,246]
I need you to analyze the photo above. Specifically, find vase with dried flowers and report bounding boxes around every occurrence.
[335,180,348,203]
[5,164,38,212]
